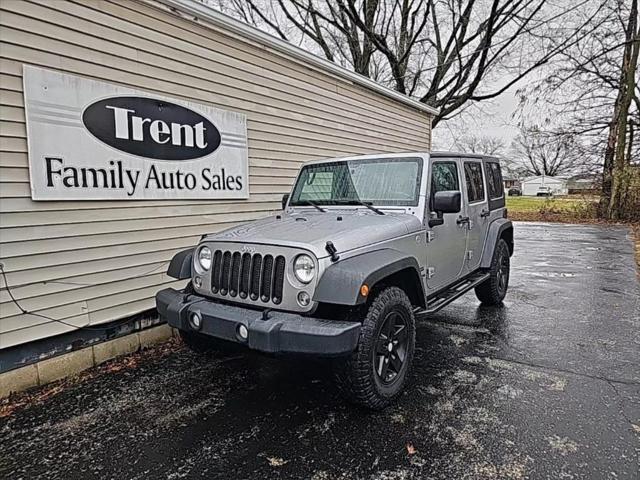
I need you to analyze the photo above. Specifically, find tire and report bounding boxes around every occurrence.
[333,286,416,410]
[475,238,510,305]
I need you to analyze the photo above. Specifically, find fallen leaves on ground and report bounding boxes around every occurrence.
[546,435,579,455]
[0,337,182,418]
[266,457,289,467]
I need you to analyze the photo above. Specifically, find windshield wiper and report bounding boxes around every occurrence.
[335,199,385,215]
[300,200,326,213]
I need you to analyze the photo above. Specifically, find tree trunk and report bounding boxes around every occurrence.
[602,0,639,220]
[627,122,634,164]
[600,115,620,214]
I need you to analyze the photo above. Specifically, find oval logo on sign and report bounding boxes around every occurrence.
[82,96,221,160]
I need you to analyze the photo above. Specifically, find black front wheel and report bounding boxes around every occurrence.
[475,238,510,305]
[333,286,416,410]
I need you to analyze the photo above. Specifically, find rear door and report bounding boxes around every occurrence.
[462,159,490,272]
[484,160,506,215]
[426,158,467,291]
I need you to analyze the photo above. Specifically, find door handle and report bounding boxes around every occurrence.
[480,209,490,218]
[456,216,470,225]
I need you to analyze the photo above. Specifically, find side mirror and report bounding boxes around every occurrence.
[433,191,461,214]
[428,191,461,228]
[281,193,290,210]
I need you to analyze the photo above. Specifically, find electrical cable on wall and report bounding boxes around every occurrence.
[0,262,169,333]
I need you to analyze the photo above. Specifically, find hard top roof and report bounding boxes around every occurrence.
[301,151,501,167]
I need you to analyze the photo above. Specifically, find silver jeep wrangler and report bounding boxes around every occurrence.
[156,152,513,409]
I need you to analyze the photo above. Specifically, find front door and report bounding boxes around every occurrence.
[425,159,467,291]
[462,160,490,272]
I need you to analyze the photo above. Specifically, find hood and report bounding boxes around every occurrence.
[206,209,423,258]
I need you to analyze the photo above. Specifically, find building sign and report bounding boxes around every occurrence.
[23,66,249,200]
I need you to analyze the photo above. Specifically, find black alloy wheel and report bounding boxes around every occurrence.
[495,246,510,297]
[475,238,510,305]
[374,311,409,385]
[333,286,416,410]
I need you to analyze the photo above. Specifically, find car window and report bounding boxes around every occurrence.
[464,161,485,203]
[348,160,420,203]
[431,162,459,192]
[290,157,423,207]
[429,161,459,210]
[297,171,334,201]
[485,162,503,199]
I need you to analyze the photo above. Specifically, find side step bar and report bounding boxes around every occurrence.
[415,271,490,316]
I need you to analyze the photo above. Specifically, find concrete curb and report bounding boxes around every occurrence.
[0,324,173,399]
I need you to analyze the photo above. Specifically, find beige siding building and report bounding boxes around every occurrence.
[0,0,434,354]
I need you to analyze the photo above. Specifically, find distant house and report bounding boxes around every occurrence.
[567,174,600,194]
[501,163,521,191]
[503,175,520,190]
[521,175,568,196]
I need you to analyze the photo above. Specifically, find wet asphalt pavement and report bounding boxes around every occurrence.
[1,222,639,480]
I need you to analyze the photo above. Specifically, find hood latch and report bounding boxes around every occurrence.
[325,241,340,262]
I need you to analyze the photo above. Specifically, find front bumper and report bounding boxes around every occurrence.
[156,288,360,356]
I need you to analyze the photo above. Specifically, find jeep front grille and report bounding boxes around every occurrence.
[210,250,285,305]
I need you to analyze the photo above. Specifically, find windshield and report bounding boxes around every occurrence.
[290,157,423,207]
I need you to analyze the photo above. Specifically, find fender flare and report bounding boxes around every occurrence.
[167,248,193,279]
[480,219,513,269]
[313,249,425,306]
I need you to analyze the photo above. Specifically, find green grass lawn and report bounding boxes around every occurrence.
[506,196,585,212]
[506,195,599,220]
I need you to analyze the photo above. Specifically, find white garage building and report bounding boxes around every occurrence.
[521,176,569,196]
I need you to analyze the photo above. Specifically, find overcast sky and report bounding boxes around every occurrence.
[432,91,520,151]
[432,76,532,153]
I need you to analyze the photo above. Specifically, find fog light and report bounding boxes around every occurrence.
[238,324,248,340]
[194,276,202,288]
[297,291,311,307]
[189,312,202,330]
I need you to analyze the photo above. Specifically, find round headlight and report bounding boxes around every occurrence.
[197,246,212,271]
[294,254,315,283]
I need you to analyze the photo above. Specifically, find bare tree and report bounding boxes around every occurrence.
[452,133,530,178]
[220,0,605,126]
[215,0,378,75]
[517,0,639,219]
[511,126,583,176]
[454,134,505,156]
